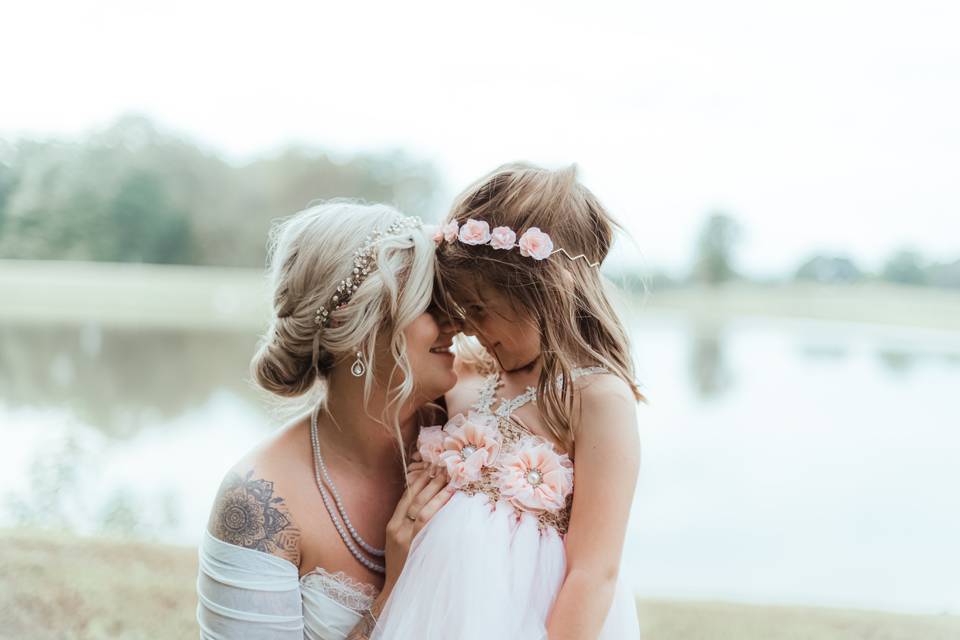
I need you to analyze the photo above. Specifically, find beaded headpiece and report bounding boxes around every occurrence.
[433,218,601,268]
[314,215,423,329]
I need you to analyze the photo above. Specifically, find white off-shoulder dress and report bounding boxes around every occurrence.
[371,366,640,640]
[196,529,379,639]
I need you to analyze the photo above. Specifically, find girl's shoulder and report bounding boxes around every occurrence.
[572,368,635,403]
[571,369,639,442]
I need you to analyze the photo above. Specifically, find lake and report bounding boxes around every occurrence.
[2,312,959,614]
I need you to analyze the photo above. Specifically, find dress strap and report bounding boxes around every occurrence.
[471,365,609,419]
[471,372,502,414]
[571,365,609,380]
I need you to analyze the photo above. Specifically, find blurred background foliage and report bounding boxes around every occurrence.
[0,114,442,268]
[2,114,958,291]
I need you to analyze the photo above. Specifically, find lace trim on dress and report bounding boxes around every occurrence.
[472,365,610,417]
[299,567,380,612]
[463,365,608,535]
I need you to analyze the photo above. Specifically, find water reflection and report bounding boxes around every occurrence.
[798,343,849,361]
[688,322,733,400]
[0,322,263,439]
[877,349,916,374]
[3,315,960,612]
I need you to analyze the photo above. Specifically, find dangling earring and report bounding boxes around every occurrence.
[350,351,366,377]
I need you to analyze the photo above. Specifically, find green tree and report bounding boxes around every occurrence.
[882,249,927,285]
[692,211,741,286]
[0,114,443,267]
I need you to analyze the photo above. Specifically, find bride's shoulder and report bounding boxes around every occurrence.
[205,419,309,568]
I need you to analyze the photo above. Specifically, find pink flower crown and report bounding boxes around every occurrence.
[432,218,600,268]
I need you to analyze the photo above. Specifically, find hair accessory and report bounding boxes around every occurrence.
[314,215,423,330]
[438,218,600,268]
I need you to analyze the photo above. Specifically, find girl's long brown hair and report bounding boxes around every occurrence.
[436,162,643,452]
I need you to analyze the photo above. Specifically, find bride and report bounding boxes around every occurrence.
[196,201,461,639]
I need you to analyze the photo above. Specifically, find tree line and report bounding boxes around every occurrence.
[0,115,442,267]
[676,212,960,289]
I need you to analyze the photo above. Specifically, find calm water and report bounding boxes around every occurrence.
[3,315,959,613]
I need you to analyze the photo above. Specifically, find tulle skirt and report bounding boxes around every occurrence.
[372,492,640,640]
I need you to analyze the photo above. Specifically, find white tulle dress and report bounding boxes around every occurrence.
[196,528,379,639]
[372,367,640,640]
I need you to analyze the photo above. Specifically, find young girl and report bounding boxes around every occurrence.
[368,164,643,639]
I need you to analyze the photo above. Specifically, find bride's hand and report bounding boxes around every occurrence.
[383,464,454,589]
[404,451,435,477]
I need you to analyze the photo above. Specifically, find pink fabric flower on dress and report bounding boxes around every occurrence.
[489,226,517,250]
[458,219,491,245]
[517,227,554,261]
[416,425,446,465]
[438,412,502,487]
[442,220,460,243]
[497,438,573,512]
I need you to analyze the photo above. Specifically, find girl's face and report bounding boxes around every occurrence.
[401,307,460,402]
[458,281,541,372]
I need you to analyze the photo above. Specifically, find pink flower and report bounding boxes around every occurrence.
[517,227,554,261]
[429,225,444,247]
[497,438,573,512]
[417,425,446,465]
[489,226,516,250]
[442,220,460,243]
[438,412,502,487]
[458,219,491,245]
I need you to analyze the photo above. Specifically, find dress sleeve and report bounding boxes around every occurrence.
[197,529,304,639]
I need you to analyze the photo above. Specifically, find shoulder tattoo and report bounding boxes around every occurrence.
[210,469,301,565]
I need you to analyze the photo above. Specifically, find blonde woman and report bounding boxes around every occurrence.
[196,201,460,639]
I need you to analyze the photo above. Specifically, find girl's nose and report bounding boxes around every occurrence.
[437,314,464,334]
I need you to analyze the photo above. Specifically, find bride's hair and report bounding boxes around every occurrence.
[436,163,642,452]
[252,199,435,438]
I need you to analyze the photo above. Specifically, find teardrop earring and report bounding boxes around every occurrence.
[350,351,366,377]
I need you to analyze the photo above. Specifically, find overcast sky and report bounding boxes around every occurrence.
[2,0,958,275]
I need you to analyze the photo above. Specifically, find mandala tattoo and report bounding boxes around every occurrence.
[211,470,300,564]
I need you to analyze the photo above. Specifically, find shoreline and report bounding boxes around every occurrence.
[3,528,958,639]
[2,259,960,333]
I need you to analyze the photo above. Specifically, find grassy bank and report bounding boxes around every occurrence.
[3,259,960,332]
[2,529,958,640]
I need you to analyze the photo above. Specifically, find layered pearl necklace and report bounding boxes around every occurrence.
[309,406,386,574]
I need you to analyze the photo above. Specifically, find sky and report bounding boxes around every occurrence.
[2,0,958,276]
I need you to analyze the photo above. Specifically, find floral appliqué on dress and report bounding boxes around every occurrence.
[416,367,605,534]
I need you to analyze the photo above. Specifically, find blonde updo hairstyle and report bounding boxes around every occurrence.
[252,200,436,444]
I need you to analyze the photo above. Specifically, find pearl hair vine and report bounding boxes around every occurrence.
[314,215,424,330]
[434,218,601,268]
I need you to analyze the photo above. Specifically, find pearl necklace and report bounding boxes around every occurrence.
[310,407,385,574]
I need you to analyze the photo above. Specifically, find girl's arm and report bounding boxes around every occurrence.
[546,375,641,640]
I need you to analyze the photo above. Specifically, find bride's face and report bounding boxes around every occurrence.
[402,307,460,402]
[458,282,540,372]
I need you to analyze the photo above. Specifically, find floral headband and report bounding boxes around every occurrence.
[432,218,600,268]
[314,215,423,330]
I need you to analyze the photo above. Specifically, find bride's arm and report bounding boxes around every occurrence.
[346,464,453,639]
[546,376,641,640]
[198,466,304,639]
